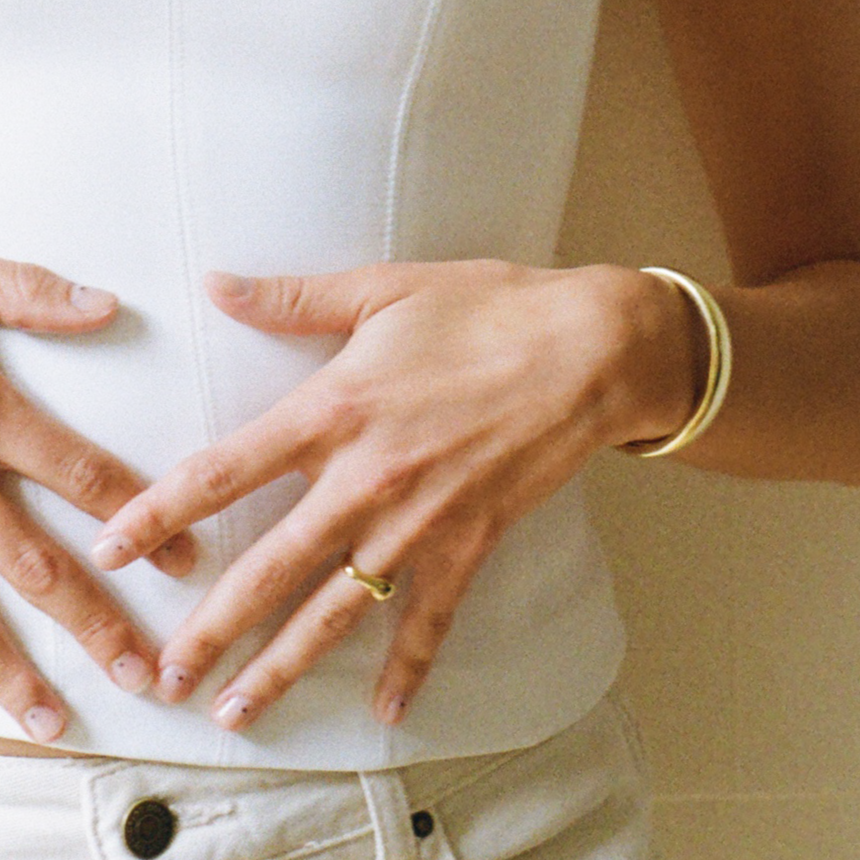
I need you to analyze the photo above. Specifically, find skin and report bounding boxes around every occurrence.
[0,262,195,756]
[7,0,860,751]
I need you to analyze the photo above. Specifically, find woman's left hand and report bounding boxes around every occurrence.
[92,260,696,730]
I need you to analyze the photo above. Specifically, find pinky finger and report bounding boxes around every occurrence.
[0,622,67,744]
[372,537,494,726]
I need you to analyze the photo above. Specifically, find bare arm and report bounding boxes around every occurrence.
[657,0,860,483]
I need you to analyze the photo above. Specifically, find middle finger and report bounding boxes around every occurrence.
[153,468,367,703]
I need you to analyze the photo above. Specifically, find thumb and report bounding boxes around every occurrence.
[204,265,411,335]
[0,260,118,333]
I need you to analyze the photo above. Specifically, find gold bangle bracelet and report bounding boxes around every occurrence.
[622,267,732,458]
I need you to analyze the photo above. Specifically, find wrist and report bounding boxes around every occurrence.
[586,264,707,449]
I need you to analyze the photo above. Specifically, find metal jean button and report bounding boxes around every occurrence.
[411,810,435,839]
[123,798,176,859]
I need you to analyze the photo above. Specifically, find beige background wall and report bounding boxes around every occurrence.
[558,1,860,858]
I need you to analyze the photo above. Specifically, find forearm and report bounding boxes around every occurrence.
[671,260,860,484]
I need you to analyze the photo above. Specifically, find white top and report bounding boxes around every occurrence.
[0,0,623,770]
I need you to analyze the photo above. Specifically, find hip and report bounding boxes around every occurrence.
[0,691,651,860]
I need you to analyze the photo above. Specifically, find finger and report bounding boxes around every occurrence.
[210,572,378,731]
[0,620,68,744]
[204,262,416,335]
[0,494,157,695]
[372,524,498,726]
[153,470,365,703]
[0,378,195,577]
[0,259,117,333]
[91,384,336,571]
[202,495,486,728]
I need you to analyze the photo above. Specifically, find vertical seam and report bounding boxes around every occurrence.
[382,0,444,262]
[166,0,232,766]
[359,771,421,860]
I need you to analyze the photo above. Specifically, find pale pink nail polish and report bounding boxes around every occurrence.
[92,534,134,570]
[24,705,65,744]
[70,284,117,315]
[214,695,255,730]
[381,695,409,726]
[206,272,254,299]
[157,665,197,703]
[111,652,153,694]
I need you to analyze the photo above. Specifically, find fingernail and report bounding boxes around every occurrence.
[149,534,196,578]
[205,272,254,299]
[157,665,197,703]
[24,705,66,744]
[92,534,134,570]
[214,694,256,731]
[70,284,117,315]
[111,652,153,694]
[379,695,409,726]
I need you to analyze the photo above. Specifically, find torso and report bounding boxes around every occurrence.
[0,0,622,768]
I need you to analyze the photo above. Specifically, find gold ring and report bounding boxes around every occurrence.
[340,564,396,601]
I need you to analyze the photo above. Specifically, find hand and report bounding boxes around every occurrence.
[0,259,195,744]
[93,260,696,730]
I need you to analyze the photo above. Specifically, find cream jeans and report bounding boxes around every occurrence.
[0,694,650,860]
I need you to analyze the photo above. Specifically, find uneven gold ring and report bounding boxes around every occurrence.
[341,564,396,602]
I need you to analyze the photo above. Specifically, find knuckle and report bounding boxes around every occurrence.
[470,258,524,283]
[423,608,454,640]
[186,631,226,667]
[245,562,290,608]
[76,609,122,650]
[365,460,418,505]
[7,262,55,322]
[317,390,366,435]
[316,603,362,645]
[6,544,62,598]
[396,652,433,683]
[274,275,305,320]
[129,502,172,546]
[254,661,293,699]
[181,450,244,506]
[359,261,395,286]
[61,450,120,506]
[0,649,32,691]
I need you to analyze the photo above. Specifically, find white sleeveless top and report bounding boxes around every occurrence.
[0,0,623,770]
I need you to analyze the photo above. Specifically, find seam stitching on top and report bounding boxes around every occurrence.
[166,0,232,766]
[382,0,445,262]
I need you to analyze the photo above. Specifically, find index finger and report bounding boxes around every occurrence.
[91,392,323,571]
[0,378,195,577]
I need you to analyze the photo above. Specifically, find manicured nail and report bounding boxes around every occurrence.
[379,695,409,726]
[24,705,66,744]
[92,534,134,570]
[157,665,197,703]
[111,652,153,694]
[214,694,256,731]
[70,284,117,315]
[148,534,196,578]
[205,272,254,299]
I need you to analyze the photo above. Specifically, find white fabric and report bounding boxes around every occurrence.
[0,0,624,769]
[0,694,651,859]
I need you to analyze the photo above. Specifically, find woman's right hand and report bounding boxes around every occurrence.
[0,259,195,745]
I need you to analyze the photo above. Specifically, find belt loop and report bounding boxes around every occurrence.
[358,771,420,860]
